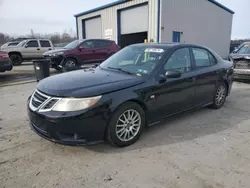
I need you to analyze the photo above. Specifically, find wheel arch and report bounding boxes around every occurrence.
[108,98,148,127]
[63,56,78,64]
[218,78,229,96]
[8,51,23,58]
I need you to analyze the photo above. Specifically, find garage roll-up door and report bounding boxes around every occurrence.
[120,5,148,35]
[85,17,102,39]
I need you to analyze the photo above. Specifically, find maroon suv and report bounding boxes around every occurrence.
[43,39,121,71]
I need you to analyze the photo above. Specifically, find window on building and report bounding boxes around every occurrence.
[164,48,191,73]
[26,40,39,48]
[40,40,51,47]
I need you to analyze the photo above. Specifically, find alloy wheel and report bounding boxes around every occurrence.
[10,55,21,65]
[215,85,226,106]
[115,109,141,142]
[65,60,76,69]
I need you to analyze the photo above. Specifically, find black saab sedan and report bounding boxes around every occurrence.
[28,43,233,147]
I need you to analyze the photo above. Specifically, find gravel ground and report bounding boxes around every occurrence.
[1,81,250,188]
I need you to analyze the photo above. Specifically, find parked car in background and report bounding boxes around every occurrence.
[1,41,20,50]
[229,42,250,80]
[0,51,12,72]
[43,39,121,71]
[54,43,69,49]
[5,39,54,66]
[28,43,233,147]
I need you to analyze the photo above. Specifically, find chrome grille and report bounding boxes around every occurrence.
[42,99,59,110]
[235,60,250,69]
[31,90,49,108]
[29,90,61,112]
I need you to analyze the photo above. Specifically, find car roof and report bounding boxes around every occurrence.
[85,39,115,42]
[129,43,208,50]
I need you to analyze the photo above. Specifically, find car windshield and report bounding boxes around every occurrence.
[17,40,27,47]
[63,40,83,49]
[100,46,166,76]
[237,43,250,54]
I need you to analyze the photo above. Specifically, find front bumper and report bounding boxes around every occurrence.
[44,55,63,68]
[234,69,250,80]
[28,103,108,146]
[0,59,12,72]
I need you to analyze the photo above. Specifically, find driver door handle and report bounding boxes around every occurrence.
[37,48,40,50]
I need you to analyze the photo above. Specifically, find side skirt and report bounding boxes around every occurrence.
[148,102,213,127]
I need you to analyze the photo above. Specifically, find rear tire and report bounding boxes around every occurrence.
[9,54,22,66]
[106,102,145,147]
[211,82,227,109]
[61,58,78,72]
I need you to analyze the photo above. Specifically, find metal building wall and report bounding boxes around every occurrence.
[76,0,158,43]
[160,0,233,58]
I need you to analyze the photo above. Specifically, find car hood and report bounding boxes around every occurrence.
[43,48,69,56]
[5,47,23,52]
[230,54,250,60]
[1,46,18,50]
[37,68,145,97]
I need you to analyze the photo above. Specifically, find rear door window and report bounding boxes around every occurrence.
[40,40,51,47]
[192,48,215,68]
[94,40,112,48]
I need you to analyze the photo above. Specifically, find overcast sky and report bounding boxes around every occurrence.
[0,0,249,39]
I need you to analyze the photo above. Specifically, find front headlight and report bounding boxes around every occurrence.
[51,52,64,57]
[52,96,101,112]
[57,52,64,55]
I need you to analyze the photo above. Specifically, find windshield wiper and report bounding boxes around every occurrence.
[107,67,134,75]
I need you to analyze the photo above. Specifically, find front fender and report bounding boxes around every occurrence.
[109,89,142,112]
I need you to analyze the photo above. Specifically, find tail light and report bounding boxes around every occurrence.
[0,53,9,58]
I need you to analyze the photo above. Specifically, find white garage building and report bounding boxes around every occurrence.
[74,0,234,58]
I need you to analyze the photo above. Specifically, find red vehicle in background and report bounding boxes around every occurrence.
[0,51,13,72]
[44,39,121,71]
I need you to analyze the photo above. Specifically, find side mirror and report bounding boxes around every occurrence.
[79,46,84,51]
[165,70,181,78]
[25,44,28,48]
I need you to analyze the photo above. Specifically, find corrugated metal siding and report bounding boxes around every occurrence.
[77,0,158,43]
[160,0,233,58]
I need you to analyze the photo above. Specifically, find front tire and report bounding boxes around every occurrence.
[61,58,78,72]
[9,54,22,66]
[107,102,145,147]
[211,82,227,109]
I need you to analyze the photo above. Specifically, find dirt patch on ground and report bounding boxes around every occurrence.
[1,82,250,188]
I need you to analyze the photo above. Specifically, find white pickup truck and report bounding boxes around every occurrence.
[6,39,54,65]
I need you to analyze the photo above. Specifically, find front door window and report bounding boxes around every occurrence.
[164,48,191,74]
